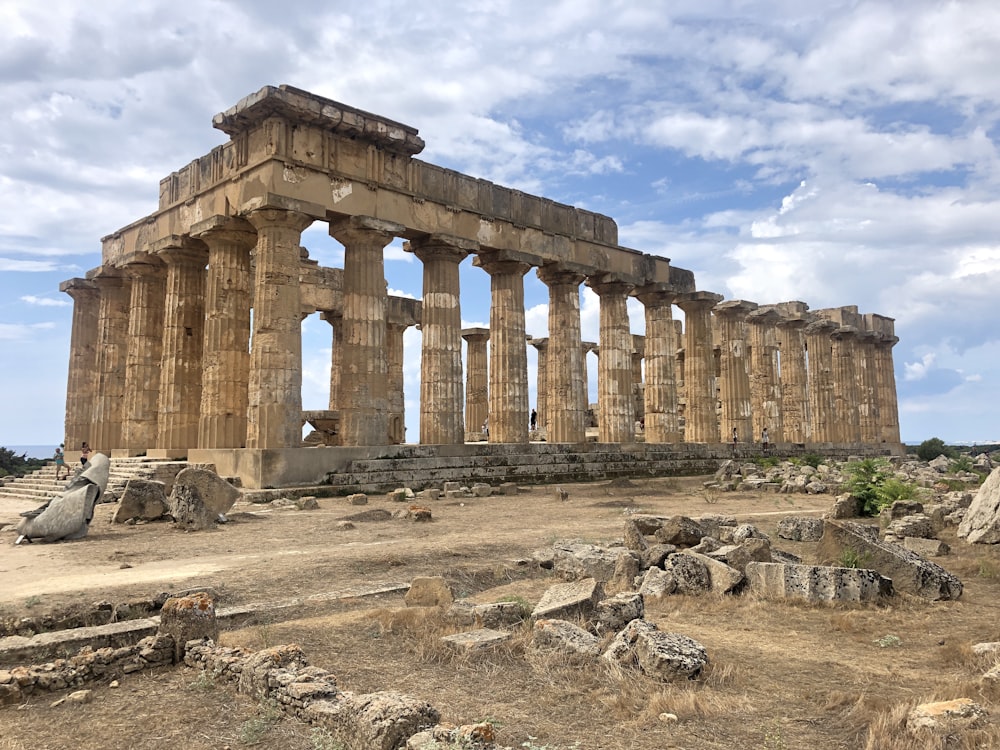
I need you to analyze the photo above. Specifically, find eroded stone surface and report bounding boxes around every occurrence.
[746,561,892,603]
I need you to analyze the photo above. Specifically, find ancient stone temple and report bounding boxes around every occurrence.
[60,85,903,488]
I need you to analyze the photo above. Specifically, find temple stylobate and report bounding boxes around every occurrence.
[59,85,903,489]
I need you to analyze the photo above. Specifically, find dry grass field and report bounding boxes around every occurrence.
[2,473,1000,749]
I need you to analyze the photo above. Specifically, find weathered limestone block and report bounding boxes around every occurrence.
[745,561,892,603]
[404,576,454,608]
[630,514,667,535]
[548,542,623,582]
[592,592,644,634]
[706,538,773,575]
[906,698,987,735]
[642,543,677,569]
[608,551,642,594]
[238,644,309,701]
[347,493,368,505]
[732,524,769,543]
[169,467,239,531]
[695,514,738,540]
[654,516,705,547]
[819,519,963,600]
[880,500,925,524]
[305,691,441,750]
[471,483,492,497]
[602,619,708,681]
[884,514,934,541]
[406,723,495,750]
[440,629,511,653]
[445,601,526,628]
[902,537,949,556]
[341,508,393,522]
[113,479,168,523]
[972,641,1000,657]
[531,578,603,621]
[662,553,711,594]
[158,593,218,662]
[638,567,676,602]
[776,517,825,542]
[680,551,745,595]
[928,455,952,473]
[958,466,1000,544]
[623,518,649,552]
[387,488,411,502]
[532,619,601,657]
[828,494,861,519]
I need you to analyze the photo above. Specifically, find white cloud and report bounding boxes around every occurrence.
[20,295,69,307]
[904,353,936,382]
[0,322,55,340]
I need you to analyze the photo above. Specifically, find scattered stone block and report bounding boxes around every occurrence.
[654,516,704,547]
[707,538,772,574]
[549,542,623,582]
[903,537,949,557]
[471,483,492,498]
[415,488,440,501]
[305,691,440,750]
[828,494,861,519]
[880,500,925,524]
[592,592,644,634]
[498,482,520,495]
[441,629,511,653]
[336,520,355,530]
[819,519,963,600]
[531,578,603,621]
[347,493,369,505]
[906,698,987,734]
[681,551,745,594]
[972,642,1000,657]
[387,488,410,502]
[113,479,168,523]
[532,619,600,657]
[608,551,642,593]
[776,517,825,542]
[623,518,649,552]
[442,482,462,493]
[746,561,892,603]
[169,467,239,531]
[603,619,708,681]
[295,496,318,510]
[341,508,392,523]
[158,592,218,662]
[638,567,676,602]
[884,514,934,541]
[404,576,454,608]
[445,600,526,628]
[958,466,1000,544]
[662,553,711,594]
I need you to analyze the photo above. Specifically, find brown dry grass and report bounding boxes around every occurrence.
[2,475,1000,748]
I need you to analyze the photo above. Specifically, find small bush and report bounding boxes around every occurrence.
[802,453,824,469]
[844,459,893,516]
[948,455,974,473]
[873,477,918,508]
[915,437,955,462]
[839,547,872,569]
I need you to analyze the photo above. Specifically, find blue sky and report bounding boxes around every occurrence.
[2,0,999,446]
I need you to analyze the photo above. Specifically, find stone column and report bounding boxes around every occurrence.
[475,252,531,444]
[830,326,862,443]
[713,300,757,445]
[631,335,645,426]
[89,268,131,453]
[677,292,723,442]
[582,342,597,411]
[155,238,208,453]
[874,332,901,444]
[635,287,681,443]
[804,319,838,443]
[586,277,635,443]
[321,311,343,411]
[330,215,404,446]
[748,307,783,444]
[775,313,810,443]
[536,264,587,443]
[462,328,490,439]
[121,255,166,455]
[241,209,313,449]
[856,330,881,443]
[192,217,256,449]
[530,338,549,433]
[60,278,100,451]
[408,235,475,445]
[386,319,407,444]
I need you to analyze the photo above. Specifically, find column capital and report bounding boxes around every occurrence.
[462,327,490,342]
[191,215,258,248]
[676,291,724,310]
[536,263,585,287]
[633,280,689,302]
[150,235,208,267]
[830,324,861,341]
[245,207,314,234]
[474,254,532,277]
[529,337,549,351]
[804,318,839,336]
[585,274,634,297]
[747,306,782,326]
[122,252,165,280]
[60,277,98,298]
[329,214,404,245]
[406,233,478,264]
[713,299,759,318]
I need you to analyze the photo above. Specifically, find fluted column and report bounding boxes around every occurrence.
[582,342,597,411]
[874,333,901,443]
[155,239,208,452]
[856,331,881,442]
[677,292,723,442]
[804,319,838,442]
[193,218,255,449]
[713,300,757,444]
[475,252,531,444]
[536,264,587,443]
[462,328,490,439]
[121,256,166,454]
[409,236,474,445]
[587,277,635,443]
[748,308,783,443]
[530,338,549,434]
[635,288,680,443]
[631,336,645,426]
[830,326,862,443]
[386,320,407,444]
[776,314,810,443]
[320,311,343,411]
[90,269,131,453]
[60,278,100,451]
[330,215,403,446]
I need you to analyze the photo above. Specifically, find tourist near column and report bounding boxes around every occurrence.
[774,305,810,444]
[120,254,166,455]
[748,307,784,445]
[330,215,404,447]
[192,216,256,449]
[634,285,682,444]
[676,292,723,443]
[154,236,208,455]
[408,235,476,445]
[462,328,490,443]
[529,337,549,436]
[536,265,586,444]
[804,318,838,443]
[713,299,757,446]
[59,278,100,454]
[88,266,131,454]
[474,251,532,444]
[586,275,636,443]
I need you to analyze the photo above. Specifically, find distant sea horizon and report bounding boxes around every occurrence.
[3,445,57,460]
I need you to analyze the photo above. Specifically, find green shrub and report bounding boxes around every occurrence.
[916,437,956,462]
[844,458,893,516]
[873,477,918,508]
[949,455,974,473]
[839,547,872,569]
[802,453,824,469]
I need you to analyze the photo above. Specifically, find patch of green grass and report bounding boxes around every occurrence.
[309,728,345,750]
[495,595,533,618]
[874,634,902,648]
[838,547,872,569]
[189,669,216,692]
[239,700,283,746]
[23,595,41,609]
[978,560,1000,580]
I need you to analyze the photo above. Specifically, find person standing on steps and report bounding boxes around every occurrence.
[732,427,739,457]
[530,408,538,431]
[761,427,770,454]
[53,445,67,481]
[80,441,92,466]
